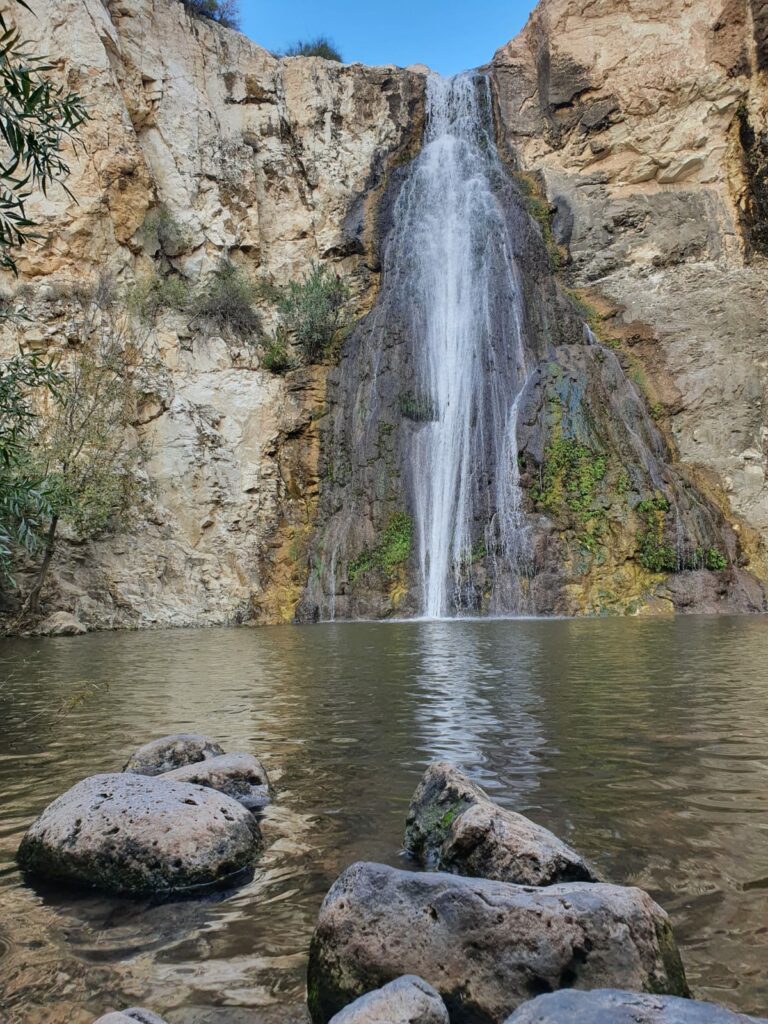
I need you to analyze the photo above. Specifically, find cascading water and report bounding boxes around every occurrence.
[390,73,530,618]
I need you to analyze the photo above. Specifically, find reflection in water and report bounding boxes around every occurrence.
[1,618,768,1021]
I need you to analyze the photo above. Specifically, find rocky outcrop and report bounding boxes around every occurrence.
[328,977,449,1024]
[93,1010,168,1024]
[307,861,689,1024]
[17,772,261,894]
[1,0,425,630]
[503,989,768,1024]
[164,751,271,810]
[404,762,597,884]
[123,732,224,775]
[490,0,768,594]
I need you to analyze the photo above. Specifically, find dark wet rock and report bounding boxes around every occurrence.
[503,989,768,1024]
[93,1010,168,1024]
[164,752,271,811]
[17,772,261,895]
[122,733,224,776]
[404,762,597,885]
[328,976,449,1023]
[307,862,689,1024]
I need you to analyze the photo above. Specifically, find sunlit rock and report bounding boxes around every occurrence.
[307,862,689,1024]
[503,989,768,1024]
[164,751,271,811]
[404,762,597,885]
[328,976,449,1023]
[123,733,224,776]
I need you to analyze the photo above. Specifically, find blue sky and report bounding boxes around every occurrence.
[239,1,537,76]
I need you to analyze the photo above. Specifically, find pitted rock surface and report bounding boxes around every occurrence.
[18,772,261,894]
[164,751,271,810]
[123,733,224,776]
[503,989,768,1024]
[329,976,449,1023]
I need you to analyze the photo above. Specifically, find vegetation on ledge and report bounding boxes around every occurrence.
[348,512,412,583]
[531,434,608,554]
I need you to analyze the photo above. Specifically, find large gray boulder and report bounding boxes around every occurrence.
[18,773,261,895]
[503,990,768,1024]
[307,862,689,1024]
[93,1010,168,1024]
[404,762,597,885]
[164,752,271,811]
[329,976,449,1023]
[123,733,224,776]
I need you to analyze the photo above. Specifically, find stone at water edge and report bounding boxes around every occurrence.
[503,990,768,1024]
[40,611,87,636]
[328,976,449,1023]
[307,862,689,1024]
[122,732,224,776]
[93,1010,168,1024]
[164,751,271,810]
[17,773,261,895]
[404,761,598,885]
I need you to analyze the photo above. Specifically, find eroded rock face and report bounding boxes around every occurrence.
[123,733,224,776]
[17,773,261,894]
[503,989,768,1024]
[404,762,597,885]
[490,0,768,561]
[38,611,87,636]
[307,862,689,1024]
[164,751,271,810]
[328,976,449,1024]
[1,0,425,630]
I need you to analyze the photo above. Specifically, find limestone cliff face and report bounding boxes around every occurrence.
[0,0,424,628]
[490,0,768,565]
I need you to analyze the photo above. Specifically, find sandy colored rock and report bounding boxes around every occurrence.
[39,611,87,636]
[93,1010,168,1024]
[404,762,597,884]
[164,751,271,810]
[17,772,261,894]
[123,733,224,776]
[503,989,768,1024]
[307,862,689,1024]
[329,976,449,1024]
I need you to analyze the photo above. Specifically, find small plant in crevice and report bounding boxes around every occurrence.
[347,512,412,584]
[260,331,294,375]
[399,389,438,422]
[193,260,261,338]
[139,205,192,258]
[635,495,677,573]
[128,272,191,323]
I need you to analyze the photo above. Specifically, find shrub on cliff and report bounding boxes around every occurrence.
[276,263,350,363]
[193,260,261,338]
[180,0,239,30]
[282,37,343,62]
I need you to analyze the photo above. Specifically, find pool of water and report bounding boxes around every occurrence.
[1,617,768,1022]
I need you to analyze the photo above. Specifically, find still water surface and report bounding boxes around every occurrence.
[1,617,768,1022]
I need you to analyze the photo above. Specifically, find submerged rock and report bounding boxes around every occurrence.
[503,989,768,1024]
[93,1010,168,1024]
[123,733,224,776]
[307,862,689,1024]
[404,762,597,885]
[164,752,271,811]
[18,773,261,895]
[328,976,449,1023]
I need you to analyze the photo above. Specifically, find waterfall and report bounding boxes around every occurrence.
[390,73,530,618]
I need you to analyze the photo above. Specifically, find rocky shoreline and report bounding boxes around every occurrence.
[16,742,766,1024]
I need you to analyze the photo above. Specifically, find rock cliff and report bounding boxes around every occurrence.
[3,0,768,627]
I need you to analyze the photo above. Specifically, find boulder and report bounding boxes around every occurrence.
[328,976,449,1023]
[93,1010,168,1024]
[123,733,224,776]
[40,611,87,636]
[307,862,689,1024]
[164,752,271,811]
[503,990,768,1024]
[404,762,597,885]
[18,772,261,895]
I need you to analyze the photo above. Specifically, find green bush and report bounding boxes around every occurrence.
[261,333,293,374]
[194,260,260,337]
[181,0,239,29]
[348,512,412,583]
[128,273,191,323]
[277,263,349,363]
[282,37,343,61]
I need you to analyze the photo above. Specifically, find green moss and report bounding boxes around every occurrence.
[347,512,413,583]
[513,171,563,271]
[636,495,676,573]
[532,435,608,552]
[399,390,438,422]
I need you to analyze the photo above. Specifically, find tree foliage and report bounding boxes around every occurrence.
[180,0,239,30]
[0,0,88,273]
